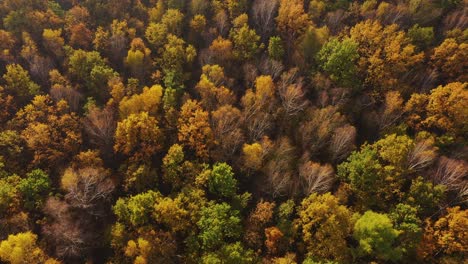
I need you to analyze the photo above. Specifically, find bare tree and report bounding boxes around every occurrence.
[379,91,405,132]
[61,167,115,212]
[42,198,88,259]
[329,125,356,162]
[251,0,280,41]
[264,137,298,197]
[277,69,308,116]
[211,105,245,160]
[259,57,284,80]
[299,161,335,195]
[50,84,83,112]
[83,105,117,151]
[432,157,468,192]
[407,138,437,171]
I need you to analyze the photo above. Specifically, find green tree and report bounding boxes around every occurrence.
[201,242,255,264]
[197,202,242,250]
[113,190,161,227]
[354,211,402,262]
[207,163,238,198]
[3,64,40,102]
[17,169,50,210]
[317,38,359,88]
[268,36,284,60]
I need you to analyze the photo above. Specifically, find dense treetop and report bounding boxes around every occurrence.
[0,0,466,263]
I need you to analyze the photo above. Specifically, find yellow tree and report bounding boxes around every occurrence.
[431,38,467,82]
[177,100,214,159]
[119,85,163,118]
[114,112,164,161]
[297,193,355,262]
[0,232,60,264]
[349,20,424,91]
[405,82,468,138]
[13,95,82,167]
[276,0,310,55]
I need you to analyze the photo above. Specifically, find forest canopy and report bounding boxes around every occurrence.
[0,0,467,263]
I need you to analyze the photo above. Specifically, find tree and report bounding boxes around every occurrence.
[297,193,355,262]
[195,65,235,110]
[125,38,152,81]
[229,15,263,60]
[2,64,40,102]
[0,232,58,264]
[61,166,114,211]
[211,105,244,159]
[276,0,310,55]
[67,49,117,102]
[119,85,163,118]
[317,38,359,88]
[161,9,184,36]
[13,95,82,167]
[354,211,402,262]
[251,0,279,41]
[349,20,423,91]
[17,169,51,210]
[162,144,185,189]
[201,242,255,264]
[114,112,164,161]
[277,68,308,116]
[197,202,242,250]
[177,100,214,159]
[431,38,467,82]
[42,28,65,58]
[418,207,467,262]
[160,34,197,88]
[244,200,275,250]
[113,190,161,227]
[299,161,334,195]
[389,203,422,258]
[145,23,168,50]
[242,142,264,171]
[241,75,277,140]
[405,82,468,138]
[207,163,238,198]
[407,25,434,50]
[268,36,284,60]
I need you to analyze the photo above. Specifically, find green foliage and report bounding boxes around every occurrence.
[268,36,284,60]
[317,38,359,88]
[207,163,238,198]
[408,25,434,50]
[113,190,161,227]
[197,202,242,250]
[17,169,50,210]
[201,242,255,264]
[354,211,402,262]
[3,64,40,101]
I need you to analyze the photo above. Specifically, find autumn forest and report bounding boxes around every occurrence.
[0,0,467,263]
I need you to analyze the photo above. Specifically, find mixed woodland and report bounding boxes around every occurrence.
[0,0,467,263]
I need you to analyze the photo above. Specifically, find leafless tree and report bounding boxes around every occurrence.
[83,105,117,151]
[329,125,356,162]
[299,161,335,195]
[211,105,245,159]
[50,84,83,112]
[62,167,115,212]
[277,69,308,116]
[215,10,230,37]
[259,57,284,80]
[444,6,468,31]
[432,157,468,192]
[42,198,88,259]
[379,91,405,132]
[407,138,437,171]
[251,0,280,41]
[264,137,298,197]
